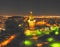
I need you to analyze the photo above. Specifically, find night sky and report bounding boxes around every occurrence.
[0,0,60,16]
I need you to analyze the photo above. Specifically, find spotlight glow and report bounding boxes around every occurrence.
[50,43,60,47]
[47,37,54,42]
[24,40,32,46]
[55,31,59,35]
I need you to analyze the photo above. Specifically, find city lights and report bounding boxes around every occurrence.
[36,29,42,35]
[24,40,32,46]
[55,31,59,35]
[18,24,22,27]
[50,43,60,47]
[47,37,54,42]
[24,30,32,36]
[24,29,42,36]
[0,15,60,47]
[36,43,43,47]
[0,34,16,47]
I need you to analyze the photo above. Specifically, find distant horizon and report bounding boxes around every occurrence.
[0,14,60,16]
[0,13,60,16]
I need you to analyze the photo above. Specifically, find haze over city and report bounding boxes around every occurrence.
[0,0,60,16]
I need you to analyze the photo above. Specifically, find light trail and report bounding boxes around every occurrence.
[0,34,16,47]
